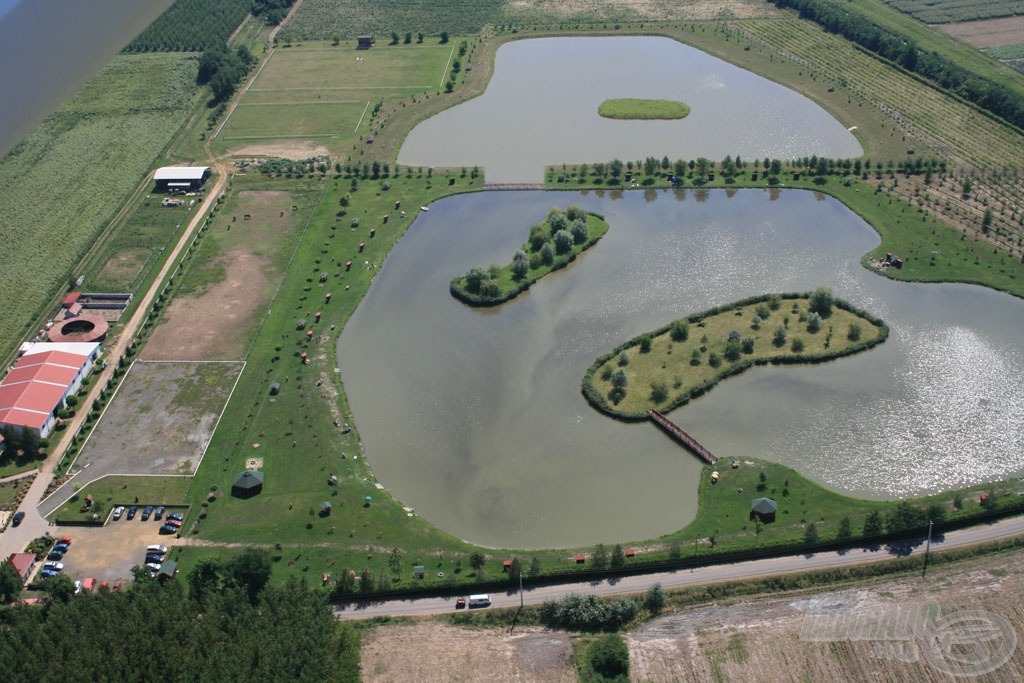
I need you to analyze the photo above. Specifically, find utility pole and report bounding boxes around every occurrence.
[922,519,933,578]
[519,571,524,608]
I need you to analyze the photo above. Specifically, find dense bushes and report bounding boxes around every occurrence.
[539,593,638,631]
[450,208,608,307]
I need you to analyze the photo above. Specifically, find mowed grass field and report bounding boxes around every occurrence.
[215,43,456,157]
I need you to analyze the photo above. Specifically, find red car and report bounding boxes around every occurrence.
[59,536,72,546]
[164,519,182,528]
[455,597,466,609]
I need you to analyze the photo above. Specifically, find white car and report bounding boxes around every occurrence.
[145,562,161,572]
[113,506,125,520]
[146,545,168,555]
[43,561,64,572]
[73,580,82,595]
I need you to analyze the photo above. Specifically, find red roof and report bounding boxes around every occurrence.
[0,348,92,431]
[67,302,83,316]
[61,292,81,307]
[6,553,35,579]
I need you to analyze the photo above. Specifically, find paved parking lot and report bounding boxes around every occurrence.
[47,515,180,584]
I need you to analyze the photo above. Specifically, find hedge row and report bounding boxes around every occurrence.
[581,292,889,421]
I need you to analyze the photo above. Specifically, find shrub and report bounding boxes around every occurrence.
[554,229,574,254]
[670,320,689,342]
[539,593,638,631]
[586,634,630,679]
[808,286,834,317]
[847,323,862,341]
[791,337,805,353]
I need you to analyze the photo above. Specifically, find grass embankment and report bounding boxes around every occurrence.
[584,293,886,419]
[450,207,608,306]
[172,171,496,586]
[50,476,191,524]
[598,98,690,120]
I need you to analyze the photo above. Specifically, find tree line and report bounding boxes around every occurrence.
[0,549,359,683]
[767,0,1024,131]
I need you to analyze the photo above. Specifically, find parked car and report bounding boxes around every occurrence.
[145,554,164,565]
[43,561,64,572]
[126,506,137,520]
[11,511,25,526]
[167,512,184,522]
[39,568,57,579]
[73,580,82,595]
[154,506,165,521]
[147,545,168,555]
[141,506,153,521]
[145,562,161,572]
[158,524,177,535]
[59,536,72,546]
[164,519,182,529]
[455,597,466,609]
[53,542,70,554]
[47,551,65,561]
[113,506,125,521]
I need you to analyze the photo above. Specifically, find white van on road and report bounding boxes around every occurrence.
[468,594,491,608]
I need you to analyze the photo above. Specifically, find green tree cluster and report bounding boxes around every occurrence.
[539,593,638,631]
[197,45,256,105]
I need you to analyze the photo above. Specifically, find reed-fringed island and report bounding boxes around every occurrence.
[450,206,609,307]
[583,290,888,420]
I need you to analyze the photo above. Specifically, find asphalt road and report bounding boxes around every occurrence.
[334,513,1024,619]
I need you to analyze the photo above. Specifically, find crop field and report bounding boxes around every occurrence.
[124,0,252,52]
[276,0,775,42]
[734,18,1024,170]
[939,15,1024,48]
[215,44,455,157]
[883,0,1024,24]
[0,53,197,361]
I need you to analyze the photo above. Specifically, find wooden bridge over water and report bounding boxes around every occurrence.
[649,409,718,465]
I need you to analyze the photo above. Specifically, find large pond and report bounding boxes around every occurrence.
[339,189,1024,549]
[398,36,862,183]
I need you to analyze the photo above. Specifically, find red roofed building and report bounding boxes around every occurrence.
[0,342,100,438]
[5,552,36,583]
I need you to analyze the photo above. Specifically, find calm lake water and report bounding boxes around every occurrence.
[0,0,172,157]
[399,36,862,183]
[339,189,1024,549]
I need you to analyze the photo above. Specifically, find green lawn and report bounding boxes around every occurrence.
[220,101,368,139]
[598,98,690,120]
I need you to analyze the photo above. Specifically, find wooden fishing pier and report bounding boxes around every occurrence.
[649,409,718,465]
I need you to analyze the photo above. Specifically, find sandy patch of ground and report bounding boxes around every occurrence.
[142,251,271,361]
[506,0,775,21]
[361,623,574,683]
[228,141,330,160]
[628,552,1024,682]
[938,16,1024,48]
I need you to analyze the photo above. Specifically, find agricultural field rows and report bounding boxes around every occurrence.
[883,0,1024,24]
[124,0,252,52]
[276,0,775,43]
[735,18,1024,170]
[0,53,198,359]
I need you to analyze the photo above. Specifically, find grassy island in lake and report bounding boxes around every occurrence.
[598,98,691,120]
[451,206,609,306]
[583,290,888,419]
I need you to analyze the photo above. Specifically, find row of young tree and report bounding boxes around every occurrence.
[0,550,359,682]
[123,0,253,53]
[767,0,1024,131]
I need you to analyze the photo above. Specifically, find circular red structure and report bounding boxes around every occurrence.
[48,315,108,343]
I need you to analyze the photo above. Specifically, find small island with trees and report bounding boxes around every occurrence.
[450,206,609,306]
[598,98,691,120]
[583,289,888,419]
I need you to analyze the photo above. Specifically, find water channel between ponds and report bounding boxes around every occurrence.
[339,189,1024,549]
[398,36,863,184]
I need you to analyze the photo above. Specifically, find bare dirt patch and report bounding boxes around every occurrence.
[74,361,242,477]
[361,623,574,683]
[938,16,1024,48]
[229,141,330,160]
[142,251,272,360]
[628,551,1024,682]
[96,247,149,287]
